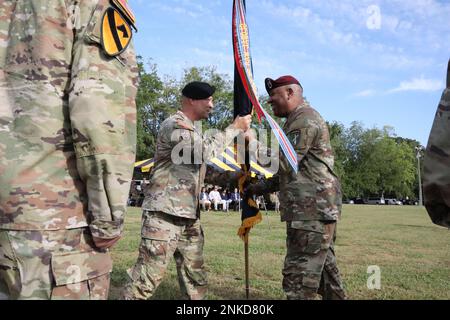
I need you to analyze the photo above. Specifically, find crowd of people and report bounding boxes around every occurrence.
[200,186,240,212]
[199,186,280,213]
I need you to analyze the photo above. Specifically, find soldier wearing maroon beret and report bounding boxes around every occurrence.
[247,75,347,300]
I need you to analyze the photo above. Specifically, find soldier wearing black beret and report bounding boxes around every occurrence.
[122,81,252,300]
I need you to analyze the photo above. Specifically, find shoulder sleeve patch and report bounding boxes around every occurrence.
[101,7,132,56]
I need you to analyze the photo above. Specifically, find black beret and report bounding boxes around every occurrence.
[265,75,302,94]
[182,81,216,100]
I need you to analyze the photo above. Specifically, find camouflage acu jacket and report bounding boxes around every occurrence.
[423,60,450,228]
[142,111,241,219]
[253,102,342,222]
[0,0,138,239]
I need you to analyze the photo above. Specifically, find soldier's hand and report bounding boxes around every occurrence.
[232,115,252,132]
[244,128,257,142]
[92,236,121,250]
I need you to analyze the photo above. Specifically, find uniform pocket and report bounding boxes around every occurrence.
[50,250,112,300]
[87,273,110,300]
[0,232,21,299]
[284,183,318,216]
[288,221,325,255]
[141,212,177,241]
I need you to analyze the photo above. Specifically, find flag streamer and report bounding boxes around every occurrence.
[232,0,298,174]
[233,0,263,245]
[237,168,262,242]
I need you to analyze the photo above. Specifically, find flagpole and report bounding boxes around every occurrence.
[233,0,260,300]
[244,228,250,299]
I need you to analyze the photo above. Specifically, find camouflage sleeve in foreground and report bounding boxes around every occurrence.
[423,59,450,228]
[0,1,135,233]
[70,1,138,239]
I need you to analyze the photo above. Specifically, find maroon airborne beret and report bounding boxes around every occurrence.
[264,75,302,94]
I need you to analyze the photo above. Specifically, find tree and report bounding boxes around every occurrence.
[135,56,164,161]
[327,121,349,196]
[334,122,418,199]
[366,135,416,198]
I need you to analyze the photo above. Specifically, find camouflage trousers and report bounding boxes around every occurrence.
[121,211,207,300]
[283,220,347,300]
[0,228,112,300]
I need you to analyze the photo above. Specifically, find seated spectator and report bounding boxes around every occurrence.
[270,192,280,213]
[257,195,266,210]
[209,186,222,211]
[254,194,260,208]
[199,187,211,211]
[230,188,241,211]
[221,189,232,212]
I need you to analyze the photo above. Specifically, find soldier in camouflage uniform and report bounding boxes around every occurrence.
[0,0,138,299]
[121,82,251,300]
[246,75,347,300]
[423,59,450,228]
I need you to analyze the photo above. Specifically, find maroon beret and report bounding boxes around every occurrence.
[265,75,302,94]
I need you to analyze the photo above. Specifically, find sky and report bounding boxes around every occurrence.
[128,0,450,146]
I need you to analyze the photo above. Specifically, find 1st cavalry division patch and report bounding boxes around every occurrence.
[101,7,133,57]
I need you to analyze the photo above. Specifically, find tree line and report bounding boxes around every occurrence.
[135,57,423,201]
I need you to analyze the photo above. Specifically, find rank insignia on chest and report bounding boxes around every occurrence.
[101,6,134,57]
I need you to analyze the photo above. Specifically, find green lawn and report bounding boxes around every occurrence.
[110,205,450,300]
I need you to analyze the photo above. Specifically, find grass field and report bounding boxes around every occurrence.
[110,205,450,300]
